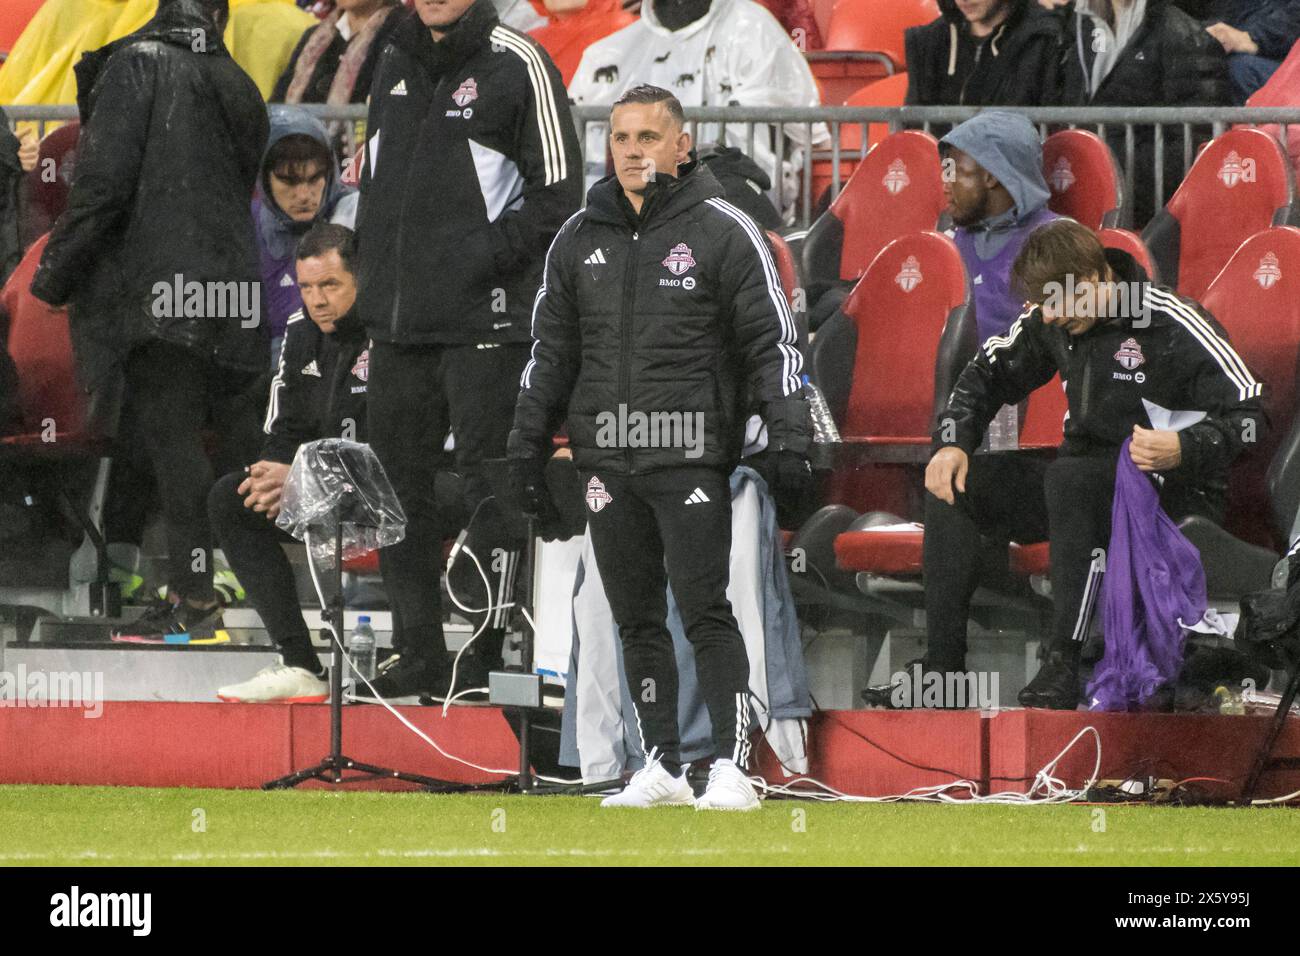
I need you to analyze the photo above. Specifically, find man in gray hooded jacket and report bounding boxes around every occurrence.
[940,111,1060,345]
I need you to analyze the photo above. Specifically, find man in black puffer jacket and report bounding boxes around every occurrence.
[1054,0,1230,226]
[509,86,811,811]
[906,0,1064,106]
[31,0,269,642]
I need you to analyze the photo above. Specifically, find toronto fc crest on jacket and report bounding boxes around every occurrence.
[509,161,811,474]
[356,2,582,346]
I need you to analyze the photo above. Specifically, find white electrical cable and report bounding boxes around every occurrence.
[304,531,521,778]
[746,724,1103,805]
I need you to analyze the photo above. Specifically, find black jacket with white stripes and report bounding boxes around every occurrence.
[508,161,811,474]
[936,249,1265,518]
[356,2,582,346]
[262,307,370,465]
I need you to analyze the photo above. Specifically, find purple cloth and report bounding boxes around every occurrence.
[1087,439,1207,711]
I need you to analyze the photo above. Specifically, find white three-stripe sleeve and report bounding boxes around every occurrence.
[705,198,803,397]
[490,28,567,187]
[521,210,584,391]
[1147,288,1262,402]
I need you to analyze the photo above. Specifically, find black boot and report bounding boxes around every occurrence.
[1018,647,1082,710]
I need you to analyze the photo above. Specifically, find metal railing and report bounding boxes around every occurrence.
[9,103,1300,229]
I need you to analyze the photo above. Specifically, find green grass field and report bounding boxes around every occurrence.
[1,785,1298,866]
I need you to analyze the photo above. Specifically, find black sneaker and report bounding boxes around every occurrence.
[1018,650,1081,710]
[111,598,225,643]
[365,654,452,700]
[861,658,971,710]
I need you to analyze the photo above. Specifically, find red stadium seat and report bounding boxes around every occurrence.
[811,74,911,201]
[1098,227,1159,283]
[803,130,945,305]
[806,0,937,103]
[0,0,43,55]
[839,231,970,450]
[1142,128,1296,301]
[1199,226,1300,548]
[766,230,807,347]
[823,0,939,65]
[1043,129,1126,230]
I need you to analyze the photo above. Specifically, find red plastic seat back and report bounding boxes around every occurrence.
[1160,128,1295,300]
[811,74,911,193]
[766,230,800,309]
[828,129,945,282]
[1200,226,1300,546]
[824,0,940,67]
[0,235,87,440]
[1098,227,1158,282]
[1043,129,1124,230]
[841,231,969,441]
[1018,375,1069,449]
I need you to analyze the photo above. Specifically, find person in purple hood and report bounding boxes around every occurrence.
[254,105,359,367]
[941,111,1060,346]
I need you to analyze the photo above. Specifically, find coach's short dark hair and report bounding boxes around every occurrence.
[1011,218,1108,304]
[296,223,356,275]
[611,85,685,127]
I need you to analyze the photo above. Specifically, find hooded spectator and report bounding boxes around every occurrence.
[526,0,637,84]
[941,111,1060,343]
[271,0,403,104]
[1055,0,1230,226]
[255,106,359,365]
[30,0,270,643]
[1202,0,1300,102]
[906,0,1064,105]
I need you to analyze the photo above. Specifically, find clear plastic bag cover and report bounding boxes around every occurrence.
[275,439,406,568]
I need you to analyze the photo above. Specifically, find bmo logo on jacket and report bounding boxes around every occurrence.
[660,242,697,289]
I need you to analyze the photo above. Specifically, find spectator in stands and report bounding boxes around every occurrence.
[30,0,269,643]
[527,0,637,85]
[905,0,1064,106]
[271,0,403,105]
[210,224,367,704]
[356,0,582,698]
[1054,0,1230,227]
[19,123,77,252]
[1202,1,1300,102]
[940,111,1060,344]
[255,106,359,367]
[569,0,824,218]
[921,219,1262,709]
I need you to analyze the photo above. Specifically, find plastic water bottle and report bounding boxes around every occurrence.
[802,374,841,444]
[348,616,376,682]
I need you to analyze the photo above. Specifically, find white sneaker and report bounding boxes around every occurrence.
[217,662,328,703]
[694,759,761,811]
[600,758,695,808]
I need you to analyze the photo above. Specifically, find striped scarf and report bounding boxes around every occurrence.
[284,4,398,105]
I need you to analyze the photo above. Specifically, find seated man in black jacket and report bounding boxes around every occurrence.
[921,219,1263,710]
[1203,0,1300,101]
[211,224,368,703]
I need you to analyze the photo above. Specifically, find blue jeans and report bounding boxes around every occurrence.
[1228,53,1282,104]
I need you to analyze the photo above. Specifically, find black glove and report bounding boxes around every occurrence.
[770,449,813,505]
[508,457,565,542]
